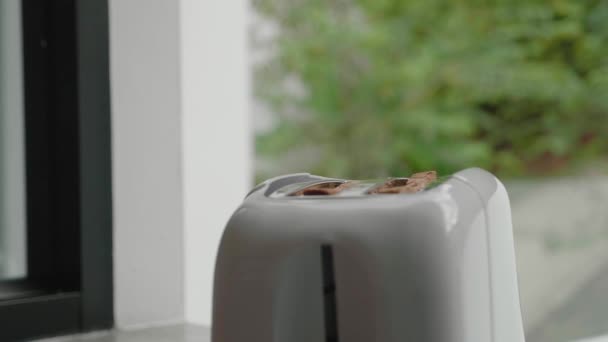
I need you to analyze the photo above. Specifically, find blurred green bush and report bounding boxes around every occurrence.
[254,0,608,179]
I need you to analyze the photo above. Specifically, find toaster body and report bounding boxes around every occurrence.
[212,168,525,342]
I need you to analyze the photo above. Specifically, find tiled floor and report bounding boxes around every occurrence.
[36,324,209,342]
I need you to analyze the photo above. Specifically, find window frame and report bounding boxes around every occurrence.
[0,0,113,340]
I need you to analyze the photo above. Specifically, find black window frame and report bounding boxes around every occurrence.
[0,0,113,340]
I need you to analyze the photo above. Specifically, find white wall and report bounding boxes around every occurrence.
[110,0,251,328]
[109,0,185,328]
[180,0,252,325]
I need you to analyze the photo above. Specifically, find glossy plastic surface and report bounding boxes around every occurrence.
[212,168,525,342]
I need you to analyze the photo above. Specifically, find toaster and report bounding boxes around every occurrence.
[212,168,525,342]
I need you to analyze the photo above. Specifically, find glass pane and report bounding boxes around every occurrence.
[0,0,27,280]
[252,1,608,341]
[510,173,608,342]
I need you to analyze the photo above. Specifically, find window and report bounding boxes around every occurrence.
[252,1,608,341]
[0,0,113,340]
[0,0,27,282]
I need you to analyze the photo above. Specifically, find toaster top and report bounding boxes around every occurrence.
[266,171,442,198]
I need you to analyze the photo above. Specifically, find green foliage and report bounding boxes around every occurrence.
[254,0,608,179]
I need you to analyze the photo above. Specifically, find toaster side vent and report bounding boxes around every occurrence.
[321,245,339,342]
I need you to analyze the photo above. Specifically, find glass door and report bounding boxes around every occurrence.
[0,0,114,340]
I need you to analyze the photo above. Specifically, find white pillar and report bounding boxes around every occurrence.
[180,0,252,325]
[109,0,185,327]
[109,0,250,327]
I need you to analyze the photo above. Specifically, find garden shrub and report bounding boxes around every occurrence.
[255,0,608,179]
